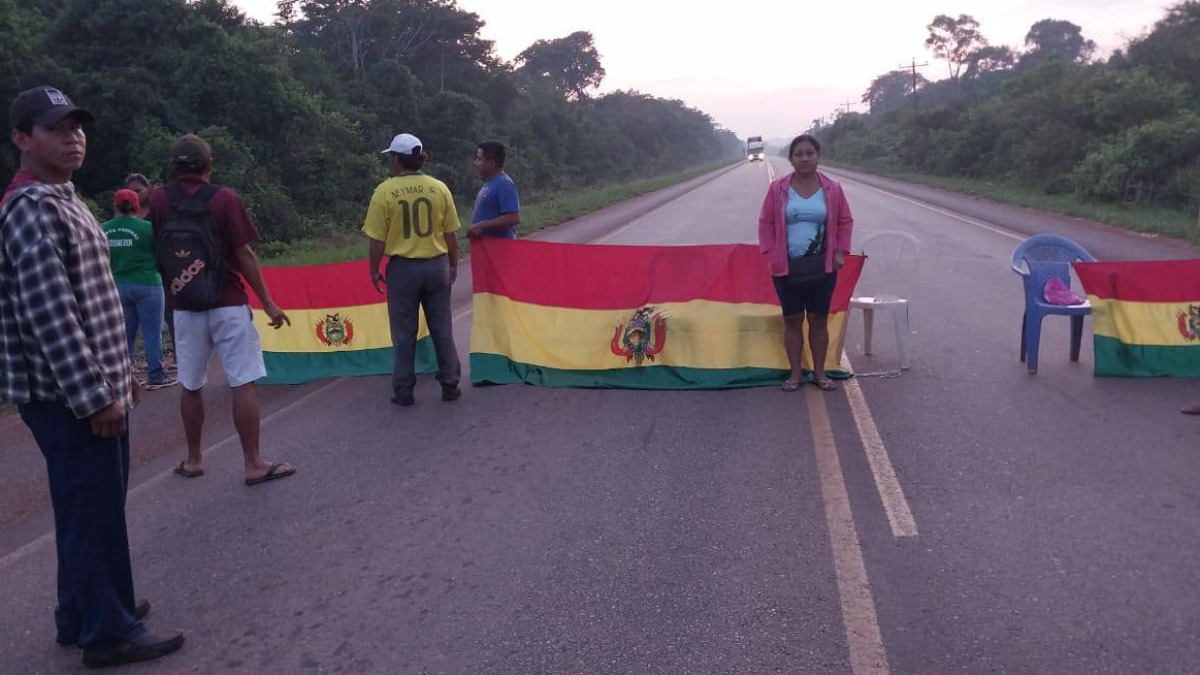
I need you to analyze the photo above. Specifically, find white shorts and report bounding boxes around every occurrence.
[173,305,267,390]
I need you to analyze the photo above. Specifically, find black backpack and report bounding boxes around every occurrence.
[156,183,223,311]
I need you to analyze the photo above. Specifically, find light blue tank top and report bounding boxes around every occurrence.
[785,187,826,259]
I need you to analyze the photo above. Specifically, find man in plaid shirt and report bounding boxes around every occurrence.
[1,86,184,668]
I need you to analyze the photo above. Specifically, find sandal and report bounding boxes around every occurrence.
[172,461,203,478]
[245,462,296,486]
[781,379,802,392]
[814,379,838,391]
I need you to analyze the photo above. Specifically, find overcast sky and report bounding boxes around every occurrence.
[233,0,1171,139]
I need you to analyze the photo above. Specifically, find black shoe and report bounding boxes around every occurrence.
[441,385,461,402]
[391,392,415,406]
[81,631,184,669]
[58,599,152,646]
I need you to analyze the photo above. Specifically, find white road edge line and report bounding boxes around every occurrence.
[841,352,918,538]
[4,311,483,568]
[807,386,891,675]
[831,172,1024,242]
[0,377,346,568]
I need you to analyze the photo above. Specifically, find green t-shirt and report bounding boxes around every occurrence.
[101,215,161,286]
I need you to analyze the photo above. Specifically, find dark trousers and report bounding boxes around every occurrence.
[386,255,461,394]
[18,401,146,649]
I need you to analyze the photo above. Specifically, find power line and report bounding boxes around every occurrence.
[895,58,929,110]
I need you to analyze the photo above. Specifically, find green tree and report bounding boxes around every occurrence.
[277,0,375,80]
[1083,68,1188,136]
[0,0,55,178]
[418,90,492,194]
[1072,113,1200,205]
[1126,1,1200,96]
[925,14,987,87]
[516,31,605,100]
[862,71,928,112]
[1021,19,1096,67]
[964,45,1015,80]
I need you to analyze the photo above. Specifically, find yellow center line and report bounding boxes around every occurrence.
[807,386,891,674]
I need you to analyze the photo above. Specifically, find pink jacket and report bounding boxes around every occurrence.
[757,171,854,277]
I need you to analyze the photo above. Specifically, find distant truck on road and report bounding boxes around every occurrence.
[746,136,765,162]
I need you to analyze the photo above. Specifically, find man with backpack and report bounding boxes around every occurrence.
[148,134,296,486]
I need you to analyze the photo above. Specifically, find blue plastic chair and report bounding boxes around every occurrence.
[1010,235,1096,374]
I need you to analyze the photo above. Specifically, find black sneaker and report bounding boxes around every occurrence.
[144,377,180,390]
[58,599,152,646]
[391,392,415,406]
[81,631,184,669]
[441,385,461,402]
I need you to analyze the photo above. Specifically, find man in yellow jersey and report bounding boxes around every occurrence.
[363,133,462,406]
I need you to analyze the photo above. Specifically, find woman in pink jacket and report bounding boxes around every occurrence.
[757,134,854,391]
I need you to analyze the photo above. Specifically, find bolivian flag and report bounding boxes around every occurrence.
[1075,260,1200,377]
[249,260,435,384]
[470,239,863,389]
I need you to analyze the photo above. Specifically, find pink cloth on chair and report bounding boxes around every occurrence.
[1044,277,1085,305]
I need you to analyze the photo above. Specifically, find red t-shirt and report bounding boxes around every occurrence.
[1,169,43,208]
[148,176,260,308]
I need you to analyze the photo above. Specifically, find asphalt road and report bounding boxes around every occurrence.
[1,159,1198,674]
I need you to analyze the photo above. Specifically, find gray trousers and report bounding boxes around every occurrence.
[386,255,461,393]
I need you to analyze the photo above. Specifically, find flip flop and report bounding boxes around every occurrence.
[173,461,203,478]
[780,379,802,392]
[814,379,838,391]
[245,462,296,486]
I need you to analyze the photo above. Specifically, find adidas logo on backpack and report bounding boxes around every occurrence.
[156,184,224,311]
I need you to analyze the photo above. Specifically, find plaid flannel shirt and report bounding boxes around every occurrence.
[0,180,132,418]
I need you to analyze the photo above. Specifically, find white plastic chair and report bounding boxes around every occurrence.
[850,231,920,370]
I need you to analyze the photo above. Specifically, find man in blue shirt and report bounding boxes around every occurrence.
[467,140,521,239]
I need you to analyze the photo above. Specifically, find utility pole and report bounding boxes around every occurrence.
[896,58,929,110]
[838,101,855,117]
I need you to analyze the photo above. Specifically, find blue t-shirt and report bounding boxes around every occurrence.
[785,187,826,259]
[472,172,521,239]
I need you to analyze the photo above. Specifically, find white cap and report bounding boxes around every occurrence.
[382,133,422,155]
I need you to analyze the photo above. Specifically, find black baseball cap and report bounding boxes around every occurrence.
[8,86,94,131]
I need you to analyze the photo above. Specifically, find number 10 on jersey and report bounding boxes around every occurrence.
[397,197,435,238]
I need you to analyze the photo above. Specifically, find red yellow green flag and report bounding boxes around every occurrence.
[1074,259,1200,377]
[248,261,435,384]
[469,239,864,389]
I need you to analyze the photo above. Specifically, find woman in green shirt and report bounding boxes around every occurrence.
[124,172,177,374]
[102,189,177,388]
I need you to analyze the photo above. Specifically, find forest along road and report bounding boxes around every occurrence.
[2,158,1198,674]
